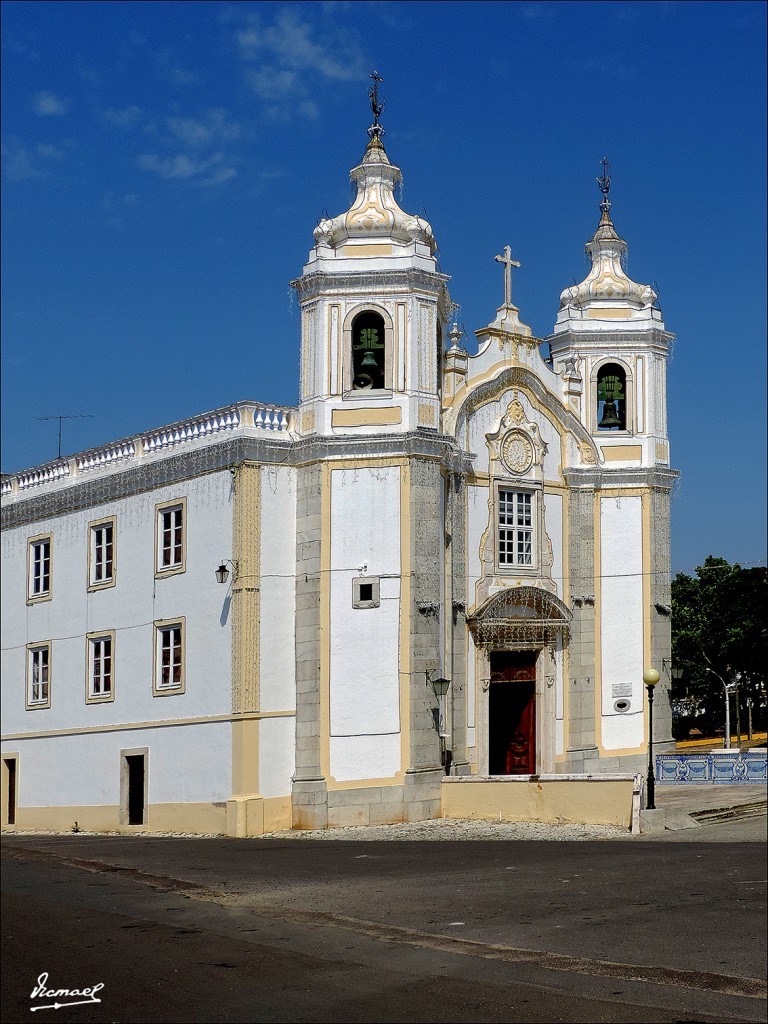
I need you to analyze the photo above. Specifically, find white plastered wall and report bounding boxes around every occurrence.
[328,466,402,781]
[1,472,234,807]
[599,495,644,749]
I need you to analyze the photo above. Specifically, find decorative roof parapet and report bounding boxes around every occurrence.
[1,400,295,501]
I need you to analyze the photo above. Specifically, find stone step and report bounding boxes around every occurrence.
[690,800,767,825]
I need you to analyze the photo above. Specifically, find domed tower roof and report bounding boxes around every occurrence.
[555,160,659,331]
[311,72,436,255]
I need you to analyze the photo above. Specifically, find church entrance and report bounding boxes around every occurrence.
[488,651,537,775]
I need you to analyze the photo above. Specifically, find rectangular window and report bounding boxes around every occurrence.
[28,536,52,601]
[153,620,185,695]
[89,518,116,589]
[498,489,534,568]
[26,643,51,709]
[155,500,186,575]
[87,632,114,702]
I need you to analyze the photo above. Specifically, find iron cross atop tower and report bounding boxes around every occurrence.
[597,157,611,212]
[495,245,521,307]
[368,70,385,140]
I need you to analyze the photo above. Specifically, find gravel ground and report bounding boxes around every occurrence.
[259,818,629,841]
[4,818,630,842]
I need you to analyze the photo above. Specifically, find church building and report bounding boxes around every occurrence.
[1,88,677,834]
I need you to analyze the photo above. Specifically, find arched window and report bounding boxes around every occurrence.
[596,362,627,431]
[351,311,386,390]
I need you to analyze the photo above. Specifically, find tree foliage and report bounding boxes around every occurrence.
[671,557,767,737]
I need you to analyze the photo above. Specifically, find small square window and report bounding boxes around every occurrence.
[27,535,52,602]
[88,517,116,589]
[155,499,186,577]
[153,619,185,695]
[352,576,380,609]
[87,631,115,703]
[26,643,51,709]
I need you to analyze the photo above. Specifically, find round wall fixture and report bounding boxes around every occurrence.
[613,698,631,713]
[501,430,534,474]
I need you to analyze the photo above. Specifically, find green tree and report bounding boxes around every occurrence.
[671,557,767,739]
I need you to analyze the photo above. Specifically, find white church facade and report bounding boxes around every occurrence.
[1,99,677,834]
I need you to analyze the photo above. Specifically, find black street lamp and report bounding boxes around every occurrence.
[643,668,660,810]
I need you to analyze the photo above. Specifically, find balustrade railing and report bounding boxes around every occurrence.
[1,400,295,499]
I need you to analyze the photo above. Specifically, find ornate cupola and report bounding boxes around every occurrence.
[548,160,674,466]
[291,73,452,438]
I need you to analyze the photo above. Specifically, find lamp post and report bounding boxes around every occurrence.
[427,672,451,772]
[643,668,660,810]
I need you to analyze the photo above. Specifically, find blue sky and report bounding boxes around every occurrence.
[2,0,766,575]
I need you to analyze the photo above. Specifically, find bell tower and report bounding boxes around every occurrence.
[291,73,453,437]
[549,161,678,771]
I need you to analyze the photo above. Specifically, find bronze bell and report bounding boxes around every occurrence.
[359,350,379,370]
[598,400,622,429]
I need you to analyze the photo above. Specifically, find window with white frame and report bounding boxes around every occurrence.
[26,644,51,709]
[28,537,51,600]
[89,519,115,587]
[87,632,114,701]
[154,620,184,694]
[156,502,185,573]
[498,489,534,568]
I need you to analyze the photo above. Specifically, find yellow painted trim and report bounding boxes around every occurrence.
[399,461,411,778]
[86,515,117,591]
[154,496,187,578]
[340,243,393,256]
[152,616,186,697]
[600,445,642,462]
[586,308,633,319]
[331,407,402,427]
[561,487,571,755]
[593,491,647,758]
[26,533,53,605]
[4,801,229,835]
[320,462,332,780]
[231,717,260,797]
[328,776,406,792]
[232,464,260,714]
[642,490,652,754]
[1,753,19,827]
[3,710,296,743]
[25,641,52,710]
[84,629,116,705]
[593,491,602,750]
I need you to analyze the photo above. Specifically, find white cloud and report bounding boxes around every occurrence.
[136,151,236,185]
[33,90,71,116]
[231,6,365,117]
[102,105,143,127]
[2,138,66,180]
[166,109,241,148]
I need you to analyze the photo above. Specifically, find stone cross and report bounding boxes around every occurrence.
[495,245,521,306]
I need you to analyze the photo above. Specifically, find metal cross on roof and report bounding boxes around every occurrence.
[597,157,612,211]
[494,245,521,307]
[368,70,385,138]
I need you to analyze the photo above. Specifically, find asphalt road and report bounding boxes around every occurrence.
[2,832,766,1024]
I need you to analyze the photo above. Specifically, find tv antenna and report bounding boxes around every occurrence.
[37,414,93,460]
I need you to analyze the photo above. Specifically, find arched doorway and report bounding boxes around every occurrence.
[467,586,571,776]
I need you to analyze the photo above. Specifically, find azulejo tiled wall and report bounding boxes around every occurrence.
[656,751,767,784]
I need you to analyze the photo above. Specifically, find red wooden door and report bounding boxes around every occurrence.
[489,652,537,775]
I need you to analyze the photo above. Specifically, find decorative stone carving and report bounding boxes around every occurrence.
[501,430,534,475]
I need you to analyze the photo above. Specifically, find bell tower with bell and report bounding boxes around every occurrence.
[291,72,453,437]
[550,160,674,465]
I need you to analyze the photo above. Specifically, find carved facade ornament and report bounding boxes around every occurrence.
[501,430,533,475]
[579,440,598,465]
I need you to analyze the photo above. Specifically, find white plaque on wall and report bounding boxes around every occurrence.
[612,682,632,698]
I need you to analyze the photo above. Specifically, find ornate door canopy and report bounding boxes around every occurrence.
[467,586,571,649]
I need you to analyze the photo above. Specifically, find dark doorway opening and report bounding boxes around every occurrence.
[4,758,17,825]
[489,651,537,775]
[126,755,146,825]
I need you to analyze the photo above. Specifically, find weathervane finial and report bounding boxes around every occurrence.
[367,70,385,141]
[597,157,611,213]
